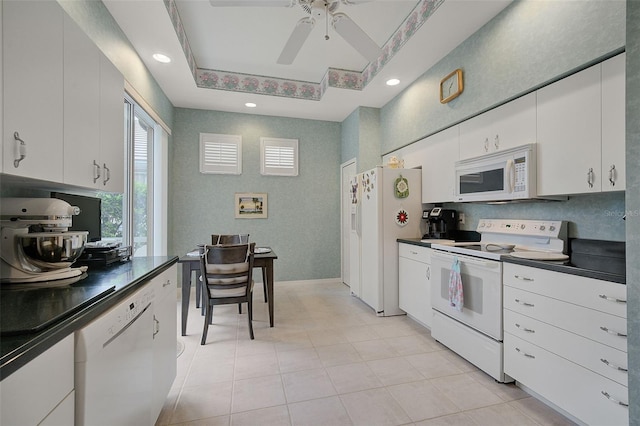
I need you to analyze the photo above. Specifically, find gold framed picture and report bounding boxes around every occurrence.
[235,193,268,219]
[440,69,464,103]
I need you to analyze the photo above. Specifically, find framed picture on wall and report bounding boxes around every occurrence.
[235,193,268,219]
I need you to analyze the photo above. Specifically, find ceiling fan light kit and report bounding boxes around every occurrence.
[211,0,382,65]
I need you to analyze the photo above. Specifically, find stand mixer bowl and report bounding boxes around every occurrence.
[19,232,88,270]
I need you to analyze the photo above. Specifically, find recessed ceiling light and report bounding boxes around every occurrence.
[245,102,257,108]
[152,53,171,63]
[386,78,400,86]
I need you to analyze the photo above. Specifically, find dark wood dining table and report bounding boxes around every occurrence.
[178,247,278,336]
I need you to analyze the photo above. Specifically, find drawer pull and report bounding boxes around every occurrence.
[410,251,418,255]
[515,299,535,307]
[601,391,628,407]
[600,326,627,338]
[598,294,626,304]
[163,279,172,288]
[515,347,535,359]
[514,274,534,282]
[515,323,535,333]
[600,358,628,372]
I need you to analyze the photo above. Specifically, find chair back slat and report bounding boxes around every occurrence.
[211,234,250,245]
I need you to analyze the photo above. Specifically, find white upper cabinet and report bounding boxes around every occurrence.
[421,126,459,203]
[459,92,536,160]
[601,53,626,191]
[63,15,124,193]
[99,55,125,193]
[63,14,101,189]
[3,0,64,181]
[537,63,602,195]
[537,54,626,196]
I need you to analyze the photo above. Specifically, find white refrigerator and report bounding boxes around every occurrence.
[349,166,422,316]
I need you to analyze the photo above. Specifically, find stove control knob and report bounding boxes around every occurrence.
[549,225,556,232]
[540,225,546,231]
[520,224,526,230]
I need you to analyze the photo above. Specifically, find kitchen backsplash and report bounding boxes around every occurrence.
[441,191,625,241]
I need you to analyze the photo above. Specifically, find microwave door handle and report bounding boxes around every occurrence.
[506,159,515,193]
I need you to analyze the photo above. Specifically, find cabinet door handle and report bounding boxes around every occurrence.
[587,168,594,188]
[515,298,535,307]
[600,326,627,337]
[484,137,489,152]
[13,132,27,168]
[410,250,418,255]
[515,347,535,359]
[153,314,160,338]
[163,279,172,288]
[426,266,430,280]
[599,294,626,304]
[515,323,535,333]
[103,163,111,185]
[601,391,628,407]
[93,160,101,183]
[600,358,628,372]
[609,164,616,186]
[494,134,499,150]
[514,274,534,282]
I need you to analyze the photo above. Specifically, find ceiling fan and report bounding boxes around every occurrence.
[208,0,383,65]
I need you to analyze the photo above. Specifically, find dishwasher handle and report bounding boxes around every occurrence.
[103,302,152,348]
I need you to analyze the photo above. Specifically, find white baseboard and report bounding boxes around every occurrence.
[274,277,343,286]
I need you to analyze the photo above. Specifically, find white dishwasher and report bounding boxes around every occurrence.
[75,284,154,426]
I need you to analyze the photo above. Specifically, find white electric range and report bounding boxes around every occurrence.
[428,219,567,382]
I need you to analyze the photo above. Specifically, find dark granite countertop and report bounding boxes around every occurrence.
[397,238,625,285]
[0,256,178,380]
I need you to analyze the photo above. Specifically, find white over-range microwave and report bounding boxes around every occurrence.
[454,143,557,203]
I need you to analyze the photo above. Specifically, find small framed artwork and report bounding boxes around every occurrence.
[235,193,268,219]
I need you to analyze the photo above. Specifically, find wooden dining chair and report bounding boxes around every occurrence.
[211,234,268,304]
[199,242,256,344]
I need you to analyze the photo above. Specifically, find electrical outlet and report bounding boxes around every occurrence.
[459,213,466,225]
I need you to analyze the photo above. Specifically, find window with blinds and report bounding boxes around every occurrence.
[199,133,242,174]
[260,137,299,176]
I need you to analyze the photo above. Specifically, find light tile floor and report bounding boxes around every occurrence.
[156,280,575,426]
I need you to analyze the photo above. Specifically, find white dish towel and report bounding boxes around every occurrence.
[448,256,464,312]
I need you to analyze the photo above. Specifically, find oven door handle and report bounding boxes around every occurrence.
[431,251,499,268]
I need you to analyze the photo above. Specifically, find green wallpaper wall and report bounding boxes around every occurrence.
[625,0,639,422]
[170,108,341,281]
[380,1,626,153]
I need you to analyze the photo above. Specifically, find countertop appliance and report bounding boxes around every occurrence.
[422,207,458,240]
[454,143,565,203]
[349,166,422,316]
[1,198,89,283]
[429,218,567,382]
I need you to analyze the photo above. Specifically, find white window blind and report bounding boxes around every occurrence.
[200,133,242,174]
[260,137,298,176]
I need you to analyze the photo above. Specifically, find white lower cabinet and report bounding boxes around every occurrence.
[151,265,178,423]
[0,335,75,426]
[503,263,628,425]
[398,243,432,328]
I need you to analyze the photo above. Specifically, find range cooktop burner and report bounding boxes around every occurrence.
[430,219,567,261]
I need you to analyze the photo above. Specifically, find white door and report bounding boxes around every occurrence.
[341,159,356,287]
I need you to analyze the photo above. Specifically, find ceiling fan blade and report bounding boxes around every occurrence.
[209,0,294,7]
[331,12,382,62]
[277,17,315,65]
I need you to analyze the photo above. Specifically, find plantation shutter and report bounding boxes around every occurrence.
[260,137,298,176]
[199,133,242,174]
